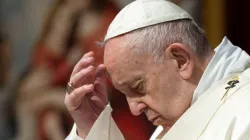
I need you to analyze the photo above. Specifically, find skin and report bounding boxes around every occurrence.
[65,52,108,138]
[104,36,214,129]
[64,35,214,139]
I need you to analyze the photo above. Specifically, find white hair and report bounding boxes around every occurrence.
[99,19,210,63]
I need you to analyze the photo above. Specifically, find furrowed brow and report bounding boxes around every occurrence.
[106,71,128,89]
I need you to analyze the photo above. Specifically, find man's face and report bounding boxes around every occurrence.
[104,37,194,129]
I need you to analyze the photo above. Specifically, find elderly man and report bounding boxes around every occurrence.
[65,0,250,139]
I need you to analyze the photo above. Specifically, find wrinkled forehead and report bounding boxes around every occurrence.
[104,38,129,66]
[103,37,150,87]
[104,37,150,69]
[104,39,132,76]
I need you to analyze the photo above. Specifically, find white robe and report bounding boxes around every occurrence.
[66,37,250,140]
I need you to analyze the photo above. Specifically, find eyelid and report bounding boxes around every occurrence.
[131,79,143,88]
[131,79,145,92]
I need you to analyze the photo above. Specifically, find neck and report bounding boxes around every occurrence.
[188,49,215,97]
[194,49,215,83]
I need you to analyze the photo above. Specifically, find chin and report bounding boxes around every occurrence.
[162,125,172,131]
[155,116,175,127]
[153,117,170,126]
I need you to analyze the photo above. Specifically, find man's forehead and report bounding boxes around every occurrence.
[104,54,142,87]
[105,66,144,90]
[104,37,152,70]
[104,37,130,65]
[104,36,125,52]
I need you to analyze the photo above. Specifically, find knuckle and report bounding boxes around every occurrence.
[78,58,92,68]
[81,84,93,92]
[71,88,79,95]
[87,57,94,61]
[74,86,89,95]
[80,66,94,75]
[77,71,88,79]
[78,60,88,67]
[87,65,94,71]
[80,85,89,92]
[84,56,93,62]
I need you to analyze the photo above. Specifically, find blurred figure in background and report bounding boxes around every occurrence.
[15,0,154,140]
[0,34,10,88]
[0,33,12,139]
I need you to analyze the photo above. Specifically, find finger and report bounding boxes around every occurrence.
[71,55,94,77]
[70,65,95,87]
[83,51,94,58]
[65,84,94,111]
[94,64,107,98]
[90,94,108,110]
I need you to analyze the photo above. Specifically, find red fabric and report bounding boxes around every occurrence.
[113,108,154,140]
[52,60,72,86]
[32,42,62,69]
[111,89,155,140]
[38,109,74,140]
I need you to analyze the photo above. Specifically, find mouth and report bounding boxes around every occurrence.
[148,115,175,127]
[148,116,160,124]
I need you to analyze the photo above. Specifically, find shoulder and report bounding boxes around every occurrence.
[218,69,250,117]
[200,69,250,139]
[225,68,250,109]
[200,85,250,140]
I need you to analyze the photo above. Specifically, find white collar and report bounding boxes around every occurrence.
[191,36,250,104]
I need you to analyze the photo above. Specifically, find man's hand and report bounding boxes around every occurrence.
[64,52,108,139]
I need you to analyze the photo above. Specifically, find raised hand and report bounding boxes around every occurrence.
[64,51,108,139]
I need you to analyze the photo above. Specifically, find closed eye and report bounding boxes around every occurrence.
[131,79,145,93]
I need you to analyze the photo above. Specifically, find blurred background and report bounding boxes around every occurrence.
[0,0,249,140]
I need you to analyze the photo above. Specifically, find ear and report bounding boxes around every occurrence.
[165,43,194,80]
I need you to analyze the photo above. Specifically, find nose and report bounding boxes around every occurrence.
[126,97,147,116]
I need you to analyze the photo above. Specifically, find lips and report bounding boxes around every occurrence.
[148,115,175,127]
[148,116,160,123]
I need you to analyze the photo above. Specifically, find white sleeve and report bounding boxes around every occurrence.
[65,104,125,140]
[65,123,83,140]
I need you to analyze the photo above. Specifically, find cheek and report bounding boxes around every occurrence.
[146,73,185,120]
[147,73,172,102]
[144,76,169,113]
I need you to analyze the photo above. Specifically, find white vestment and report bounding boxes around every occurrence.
[66,37,250,140]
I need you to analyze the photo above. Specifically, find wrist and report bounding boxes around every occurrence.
[75,117,96,139]
[77,126,91,139]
